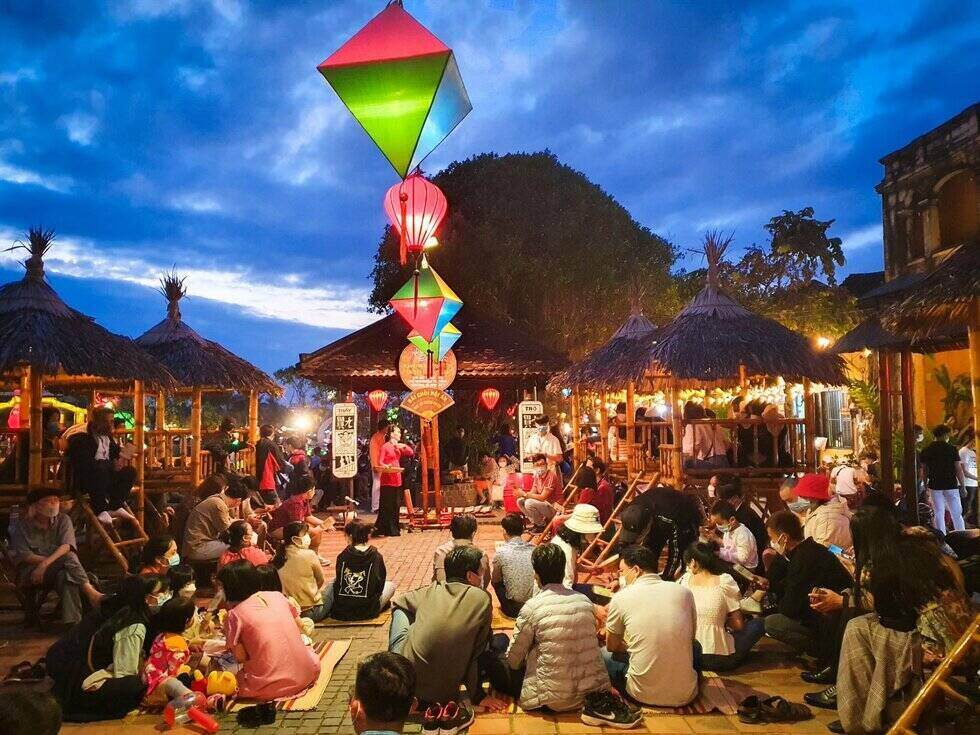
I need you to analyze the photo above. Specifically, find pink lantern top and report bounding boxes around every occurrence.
[384,174,447,264]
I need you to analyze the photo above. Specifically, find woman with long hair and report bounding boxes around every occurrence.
[373,425,413,538]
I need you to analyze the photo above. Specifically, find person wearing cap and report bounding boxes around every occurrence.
[763,511,852,655]
[516,454,562,531]
[551,504,604,589]
[621,481,702,580]
[523,416,562,467]
[7,488,103,624]
[797,474,852,550]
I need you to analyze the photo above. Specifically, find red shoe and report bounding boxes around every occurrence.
[422,702,442,734]
[439,701,475,735]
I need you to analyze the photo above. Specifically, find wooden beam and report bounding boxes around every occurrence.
[570,386,582,464]
[900,350,918,523]
[432,414,442,517]
[803,379,816,471]
[155,391,166,430]
[669,377,683,488]
[190,388,203,487]
[133,380,146,526]
[879,349,894,493]
[625,381,636,481]
[27,368,43,487]
[247,390,259,445]
[598,392,609,462]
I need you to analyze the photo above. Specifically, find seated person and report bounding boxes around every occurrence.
[716,482,767,571]
[604,545,699,708]
[0,690,62,735]
[490,513,535,618]
[273,522,328,622]
[503,545,622,719]
[578,459,614,524]
[797,474,852,549]
[432,513,490,588]
[516,453,562,531]
[763,511,852,655]
[64,407,138,526]
[626,481,703,579]
[268,477,325,551]
[831,465,869,513]
[348,652,416,735]
[552,504,604,589]
[167,564,196,602]
[139,534,180,576]
[326,520,397,621]
[389,545,491,716]
[708,500,759,572]
[141,598,196,706]
[7,487,103,625]
[218,520,270,570]
[181,481,249,562]
[679,542,765,672]
[219,560,320,710]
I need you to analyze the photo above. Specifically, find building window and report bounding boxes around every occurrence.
[907,210,924,260]
[937,170,979,248]
[816,389,853,450]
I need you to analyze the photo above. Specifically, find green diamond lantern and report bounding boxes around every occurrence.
[389,257,462,343]
[408,322,461,362]
[317,2,472,179]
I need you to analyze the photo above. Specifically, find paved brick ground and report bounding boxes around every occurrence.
[0,519,839,734]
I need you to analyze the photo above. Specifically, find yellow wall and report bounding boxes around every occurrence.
[915,349,972,429]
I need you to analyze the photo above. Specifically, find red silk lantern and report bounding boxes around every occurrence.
[384,174,447,265]
[505,403,517,418]
[479,387,500,411]
[367,389,388,412]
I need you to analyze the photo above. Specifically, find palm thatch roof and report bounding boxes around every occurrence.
[548,310,659,391]
[645,233,846,387]
[0,229,176,387]
[298,306,568,392]
[832,315,966,354]
[136,272,279,394]
[883,244,979,339]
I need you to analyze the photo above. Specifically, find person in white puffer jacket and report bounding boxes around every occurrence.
[505,544,610,711]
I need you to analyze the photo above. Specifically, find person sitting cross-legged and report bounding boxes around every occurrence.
[389,545,492,730]
[604,545,700,708]
[348,652,416,735]
[432,513,490,588]
[708,499,759,572]
[490,513,535,618]
[7,487,103,625]
[182,481,250,563]
[324,520,397,622]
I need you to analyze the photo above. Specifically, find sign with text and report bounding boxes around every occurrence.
[398,344,457,391]
[518,400,544,473]
[331,403,358,479]
[400,388,454,421]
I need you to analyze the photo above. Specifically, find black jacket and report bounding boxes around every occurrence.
[255,437,289,487]
[770,537,852,623]
[330,545,387,621]
[65,428,120,495]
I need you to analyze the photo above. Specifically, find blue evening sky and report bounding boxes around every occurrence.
[1,0,977,374]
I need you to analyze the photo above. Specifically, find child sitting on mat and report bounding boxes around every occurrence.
[142,598,196,706]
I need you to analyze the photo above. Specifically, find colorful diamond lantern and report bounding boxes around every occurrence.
[388,257,461,342]
[317,2,472,179]
[408,322,461,362]
[384,173,447,265]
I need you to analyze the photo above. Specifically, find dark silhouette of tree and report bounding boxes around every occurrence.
[369,151,676,359]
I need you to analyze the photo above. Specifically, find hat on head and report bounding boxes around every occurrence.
[26,487,61,505]
[618,502,652,544]
[795,473,830,501]
[564,504,604,535]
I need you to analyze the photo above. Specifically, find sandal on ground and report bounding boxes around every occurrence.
[3,661,36,683]
[759,695,813,722]
[737,695,764,724]
[236,702,276,728]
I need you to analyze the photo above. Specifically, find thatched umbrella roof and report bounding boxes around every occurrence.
[883,244,979,339]
[0,229,176,387]
[645,234,846,387]
[136,273,279,394]
[832,315,966,354]
[547,310,659,392]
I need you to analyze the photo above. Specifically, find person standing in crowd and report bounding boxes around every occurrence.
[8,488,104,625]
[445,426,468,471]
[604,545,699,708]
[797,473,852,549]
[348,652,416,735]
[368,418,391,514]
[708,500,759,571]
[65,407,138,526]
[374,425,414,538]
[491,513,535,618]
[920,424,966,534]
[326,520,397,621]
[493,423,519,461]
[516,453,562,531]
[284,436,312,497]
[524,416,563,466]
[182,481,250,562]
[255,424,289,506]
[432,513,490,587]
[959,430,977,526]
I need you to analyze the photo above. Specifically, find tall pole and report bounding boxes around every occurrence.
[247,390,260,474]
[190,388,203,486]
[28,368,43,486]
[879,349,894,494]
[803,379,816,470]
[570,387,581,464]
[669,377,682,488]
[900,350,919,523]
[625,381,636,481]
[133,380,146,526]
[432,414,442,517]
[155,390,166,430]
[968,300,980,523]
[598,391,609,462]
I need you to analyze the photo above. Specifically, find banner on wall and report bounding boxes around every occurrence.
[331,403,358,479]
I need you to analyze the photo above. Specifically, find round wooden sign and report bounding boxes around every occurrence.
[398,345,457,391]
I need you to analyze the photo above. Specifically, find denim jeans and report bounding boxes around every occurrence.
[388,608,411,655]
[700,617,766,672]
[601,641,702,700]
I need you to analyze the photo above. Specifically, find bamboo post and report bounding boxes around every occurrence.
[598,391,609,462]
[247,390,259,474]
[738,363,747,390]
[27,368,43,487]
[155,390,166,430]
[190,388,203,486]
[879,350,894,493]
[669,378,682,488]
[570,386,582,464]
[133,380,145,526]
[900,350,919,523]
[19,373,30,428]
[968,300,979,522]
[432,414,442,517]
[420,419,430,518]
[803,379,816,470]
[626,381,636,481]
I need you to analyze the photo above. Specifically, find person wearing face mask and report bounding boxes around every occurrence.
[762,511,852,656]
[272,521,329,621]
[797,473,853,550]
[515,454,562,531]
[139,534,180,576]
[166,564,197,602]
[8,487,103,625]
[524,416,563,467]
[45,574,169,721]
[218,520,270,570]
[708,500,759,571]
[182,482,250,562]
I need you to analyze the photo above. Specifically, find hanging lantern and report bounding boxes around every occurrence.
[505,403,517,418]
[367,389,388,412]
[384,174,447,265]
[388,256,462,342]
[480,387,500,411]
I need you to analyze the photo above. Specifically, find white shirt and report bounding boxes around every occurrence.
[606,574,699,707]
[525,431,561,462]
[717,523,758,569]
[550,535,576,589]
[679,572,741,655]
[960,446,977,487]
[94,434,111,461]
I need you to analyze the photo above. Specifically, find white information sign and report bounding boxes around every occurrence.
[517,400,544,473]
[331,403,358,479]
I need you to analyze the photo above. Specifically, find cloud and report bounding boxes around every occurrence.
[0,161,73,192]
[841,223,882,253]
[58,111,100,145]
[168,192,222,213]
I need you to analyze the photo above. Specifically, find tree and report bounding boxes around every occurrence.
[763,206,845,286]
[273,366,333,407]
[369,152,677,359]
